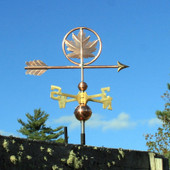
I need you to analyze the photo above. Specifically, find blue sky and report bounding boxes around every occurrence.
[0,0,170,151]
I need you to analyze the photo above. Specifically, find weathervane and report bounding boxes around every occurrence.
[25,27,129,145]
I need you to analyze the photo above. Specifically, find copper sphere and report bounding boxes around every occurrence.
[74,104,92,121]
[78,82,88,91]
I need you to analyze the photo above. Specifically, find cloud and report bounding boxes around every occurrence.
[0,130,16,136]
[101,113,136,131]
[138,117,162,127]
[52,112,137,131]
[87,113,136,131]
[147,118,162,126]
[52,115,79,130]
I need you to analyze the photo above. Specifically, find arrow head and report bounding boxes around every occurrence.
[117,61,129,72]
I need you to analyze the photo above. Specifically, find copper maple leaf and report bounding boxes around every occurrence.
[65,29,98,59]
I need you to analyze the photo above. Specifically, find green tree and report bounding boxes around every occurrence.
[18,108,64,143]
[145,83,170,164]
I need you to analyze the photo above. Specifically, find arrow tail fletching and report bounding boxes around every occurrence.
[25,60,47,76]
[26,60,47,66]
[26,69,47,76]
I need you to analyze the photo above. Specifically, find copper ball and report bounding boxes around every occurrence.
[78,82,88,91]
[74,104,92,121]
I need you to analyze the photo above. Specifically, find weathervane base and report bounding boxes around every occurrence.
[81,133,85,145]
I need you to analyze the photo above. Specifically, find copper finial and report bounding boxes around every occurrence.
[78,82,88,91]
[74,104,92,121]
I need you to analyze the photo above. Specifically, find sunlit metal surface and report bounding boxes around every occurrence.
[74,104,92,121]
[62,27,102,66]
[50,85,112,110]
[78,82,88,91]
[25,60,129,75]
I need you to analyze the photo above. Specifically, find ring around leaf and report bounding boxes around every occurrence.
[62,27,102,66]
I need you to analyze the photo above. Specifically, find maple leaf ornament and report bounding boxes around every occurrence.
[65,30,98,59]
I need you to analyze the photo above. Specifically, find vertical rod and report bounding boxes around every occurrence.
[81,120,85,145]
[80,27,84,82]
[80,28,85,145]
[64,126,68,145]
[81,63,84,82]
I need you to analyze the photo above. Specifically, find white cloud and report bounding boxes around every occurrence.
[102,113,136,131]
[87,113,136,131]
[52,112,137,131]
[148,118,162,126]
[138,117,162,127]
[0,130,16,136]
[52,115,79,130]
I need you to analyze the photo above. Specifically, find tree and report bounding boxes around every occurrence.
[145,83,170,164]
[18,108,64,143]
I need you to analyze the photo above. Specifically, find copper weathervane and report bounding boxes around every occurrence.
[25,27,129,145]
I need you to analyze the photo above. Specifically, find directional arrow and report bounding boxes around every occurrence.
[25,60,129,76]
